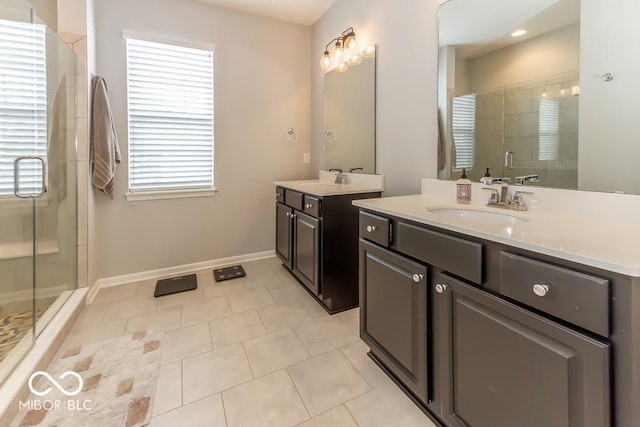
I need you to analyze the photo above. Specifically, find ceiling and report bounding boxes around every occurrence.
[439,0,580,58]
[195,0,337,26]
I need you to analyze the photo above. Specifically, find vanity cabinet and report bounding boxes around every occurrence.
[275,202,293,268]
[359,239,429,404]
[292,211,320,295]
[434,272,610,427]
[358,208,617,427]
[275,186,381,313]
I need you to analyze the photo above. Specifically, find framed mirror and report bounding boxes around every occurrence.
[438,0,640,195]
[323,52,376,173]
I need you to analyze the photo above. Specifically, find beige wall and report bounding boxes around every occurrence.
[311,0,443,196]
[29,0,57,29]
[92,0,311,279]
[579,0,640,194]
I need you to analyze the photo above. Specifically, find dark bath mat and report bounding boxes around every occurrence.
[214,265,246,282]
[154,273,197,297]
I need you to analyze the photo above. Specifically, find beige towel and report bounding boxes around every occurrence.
[90,75,120,199]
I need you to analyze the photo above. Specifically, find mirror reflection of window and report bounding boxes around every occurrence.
[538,98,560,161]
[452,94,476,170]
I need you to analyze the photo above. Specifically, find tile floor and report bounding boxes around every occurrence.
[49,257,436,427]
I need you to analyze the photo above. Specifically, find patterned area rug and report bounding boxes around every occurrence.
[13,329,163,427]
[0,310,41,362]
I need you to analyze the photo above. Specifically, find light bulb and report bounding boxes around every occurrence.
[362,44,375,57]
[320,51,332,71]
[335,62,349,73]
[334,40,343,61]
[343,32,357,52]
[347,52,362,65]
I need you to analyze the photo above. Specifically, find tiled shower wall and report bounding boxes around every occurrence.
[60,31,88,289]
[461,72,579,188]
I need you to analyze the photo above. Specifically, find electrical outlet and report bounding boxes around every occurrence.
[303,153,311,164]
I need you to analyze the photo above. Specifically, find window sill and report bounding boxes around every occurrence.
[125,188,217,202]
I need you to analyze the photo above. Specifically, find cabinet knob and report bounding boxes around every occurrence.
[285,212,291,217]
[435,283,447,294]
[533,283,550,297]
[366,225,378,233]
[276,193,281,197]
[412,274,423,283]
[306,203,312,209]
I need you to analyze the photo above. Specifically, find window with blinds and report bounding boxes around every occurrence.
[0,19,47,197]
[126,37,214,193]
[451,94,476,170]
[538,98,560,161]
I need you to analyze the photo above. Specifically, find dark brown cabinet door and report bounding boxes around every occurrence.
[434,273,610,427]
[293,211,320,295]
[359,239,429,404]
[275,202,293,268]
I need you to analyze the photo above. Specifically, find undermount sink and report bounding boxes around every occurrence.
[427,206,531,224]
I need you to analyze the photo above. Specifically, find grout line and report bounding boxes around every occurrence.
[179,360,183,407]
[339,344,376,391]
[240,341,256,379]
[220,391,230,427]
[285,367,312,420]
[343,400,363,426]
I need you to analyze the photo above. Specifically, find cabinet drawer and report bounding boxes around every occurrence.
[285,190,303,210]
[397,222,482,284]
[500,252,610,337]
[359,211,391,247]
[275,187,285,203]
[303,195,321,217]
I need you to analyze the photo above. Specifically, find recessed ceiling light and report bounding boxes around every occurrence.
[511,29,527,37]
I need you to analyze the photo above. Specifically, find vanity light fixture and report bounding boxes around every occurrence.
[511,29,527,37]
[320,27,373,72]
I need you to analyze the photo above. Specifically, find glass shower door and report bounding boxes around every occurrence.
[0,1,77,383]
[33,14,76,336]
[0,4,44,380]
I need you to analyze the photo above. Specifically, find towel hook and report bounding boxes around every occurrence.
[284,128,298,144]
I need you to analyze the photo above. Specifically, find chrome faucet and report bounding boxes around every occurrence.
[515,174,540,185]
[329,168,344,184]
[482,183,534,211]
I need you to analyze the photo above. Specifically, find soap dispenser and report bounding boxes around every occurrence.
[480,167,493,184]
[457,169,472,204]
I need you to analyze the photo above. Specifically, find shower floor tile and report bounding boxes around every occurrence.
[0,310,36,362]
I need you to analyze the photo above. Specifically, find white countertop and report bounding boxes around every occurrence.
[274,171,384,197]
[274,180,383,197]
[353,194,640,277]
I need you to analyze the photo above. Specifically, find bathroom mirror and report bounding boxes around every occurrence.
[323,53,376,173]
[438,0,640,194]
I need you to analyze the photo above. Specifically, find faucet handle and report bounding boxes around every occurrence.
[483,187,500,204]
[512,190,534,211]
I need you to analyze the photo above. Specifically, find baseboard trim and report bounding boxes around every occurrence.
[87,250,276,304]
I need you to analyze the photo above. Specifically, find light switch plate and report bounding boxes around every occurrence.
[303,153,310,164]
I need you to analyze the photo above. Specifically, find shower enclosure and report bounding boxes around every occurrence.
[0,0,77,383]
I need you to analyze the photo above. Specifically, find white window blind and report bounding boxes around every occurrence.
[538,99,560,161]
[451,94,476,170]
[126,37,214,192]
[0,19,47,197]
